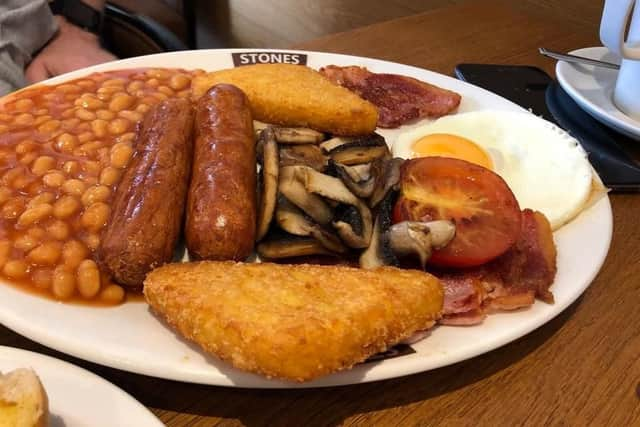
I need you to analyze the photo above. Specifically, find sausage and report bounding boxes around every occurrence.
[97,98,194,287]
[185,84,256,260]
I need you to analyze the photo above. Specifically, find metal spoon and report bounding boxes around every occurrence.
[539,47,620,70]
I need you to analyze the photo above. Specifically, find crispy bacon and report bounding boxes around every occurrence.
[319,65,461,128]
[435,209,557,325]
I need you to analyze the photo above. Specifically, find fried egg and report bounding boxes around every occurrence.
[391,110,596,230]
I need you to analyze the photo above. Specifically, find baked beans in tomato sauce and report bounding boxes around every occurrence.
[0,68,203,305]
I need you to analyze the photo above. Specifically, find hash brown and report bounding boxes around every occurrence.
[144,261,443,382]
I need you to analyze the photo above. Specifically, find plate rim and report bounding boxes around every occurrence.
[0,48,614,388]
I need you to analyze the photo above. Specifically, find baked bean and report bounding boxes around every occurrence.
[90,120,108,138]
[14,113,35,125]
[79,95,104,110]
[2,168,23,186]
[27,241,62,265]
[100,284,125,304]
[61,179,86,196]
[31,268,53,289]
[15,140,38,155]
[140,96,159,106]
[62,240,88,268]
[18,152,38,166]
[31,155,56,175]
[81,202,110,231]
[169,74,190,90]
[84,176,98,187]
[47,220,70,240]
[14,98,35,112]
[82,160,102,176]
[61,108,76,119]
[99,167,121,186]
[96,109,115,120]
[11,175,32,191]
[96,91,112,101]
[102,78,126,87]
[57,84,81,93]
[0,240,10,268]
[0,187,12,204]
[77,141,103,157]
[146,78,160,88]
[3,259,29,279]
[109,93,135,112]
[109,142,133,168]
[81,185,110,206]
[52,265,75,299]
[157,85,174,96]
[62,118,81,130]
[177,89,191,99]
[14,234,39,251]
[77,80,95,88]
[27,226,46,240]
[53,195,80,218]
[107,118,130,135]
[0,113,11,121]
[146,68,170,80]
[77,259,100,298]
[62,161,79,176]
[17,203,53,227]
[55,133,78,153]
[117,110,143,123]
[126,80,144,94]
[135,104,150,114]
[35,108,48,115]
[152,92,169,101]
[1,197,25,219]
[34,115,52,126]
[0,124,9,133]
[27,192,55,208]
[115,132,136,144]
[75,108,96,121]
[37,120,61,133]
[83,233,100,250]
[77,132,93,143]
[43,171,65,187]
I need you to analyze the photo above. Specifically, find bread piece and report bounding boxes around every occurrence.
[144,261,443,382]
[191,64,378,136]
[0,368,49,427]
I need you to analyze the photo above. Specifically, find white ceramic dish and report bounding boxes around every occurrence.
[0,346,162,426]
[0,49,612,388]
[556,46,640,140]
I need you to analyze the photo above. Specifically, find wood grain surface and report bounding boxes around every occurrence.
[3,0,639,425]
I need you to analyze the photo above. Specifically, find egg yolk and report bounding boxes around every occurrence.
[411,133,493,170]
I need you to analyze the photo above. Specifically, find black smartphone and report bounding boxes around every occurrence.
[454,63,640,191]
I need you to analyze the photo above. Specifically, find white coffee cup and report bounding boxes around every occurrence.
[600,0,640,121]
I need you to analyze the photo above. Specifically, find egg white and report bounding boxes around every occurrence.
[391,110,595,230]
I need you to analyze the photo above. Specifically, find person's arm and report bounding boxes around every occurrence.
[0,0,57,95]
[25,0,116,83]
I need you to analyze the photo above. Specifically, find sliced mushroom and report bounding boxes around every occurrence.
[256,128,279,241]
[360,190,399,269]
[320,133,389,165]
[279,165,333,225]
[300,167,373,249]
[279,144,328,171]
[273,127,325,144]
[327,160,375,198]
[368,157,404,208]
[385,222,434,269]
[257,234,334,259]
[275,197,346,253]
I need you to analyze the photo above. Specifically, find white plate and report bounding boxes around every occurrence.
[0,346,162,426]
[0,49,612,388]
[556,46,640,140]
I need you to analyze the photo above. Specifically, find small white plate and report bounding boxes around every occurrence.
[0,346,162,427]
[556,46,640,140]
[0,49,613,388]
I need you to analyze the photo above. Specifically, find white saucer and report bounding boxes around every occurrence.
[556,46,640,140]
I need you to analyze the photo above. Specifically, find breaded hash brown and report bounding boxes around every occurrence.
[191,64,378,136]
[144,261,443,382]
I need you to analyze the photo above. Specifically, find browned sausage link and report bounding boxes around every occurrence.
[186,84,256,260]
[97,98,194,287]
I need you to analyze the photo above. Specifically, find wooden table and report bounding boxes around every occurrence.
[3,0,639,425]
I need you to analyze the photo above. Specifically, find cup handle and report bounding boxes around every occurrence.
[600,0,640,60]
